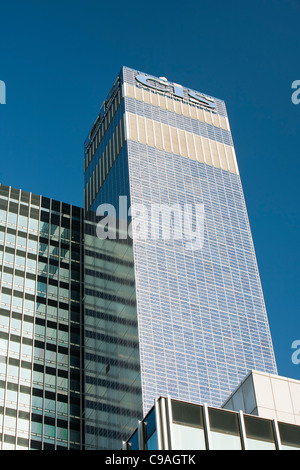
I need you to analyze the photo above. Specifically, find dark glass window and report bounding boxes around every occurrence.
[41,197,50,209]
[144,407,157,450]
[19,205,29,217]
[8,201,18,214]
[172,400,203,428]
[20,191,30,204]
[10,188,20,201]
[51,200,61,213]
[0,199,8,210]
[31,194,40,207]
[30,208,39,220]
[62,203,70,215]
[278,421,300,448]
[244,415,275,442]
[0,185,9,197]
[209,408,240,435]
[31,440,42,450]
[128,429,139,450]
[40,211,49,222]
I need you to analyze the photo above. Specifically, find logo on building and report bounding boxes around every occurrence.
[135,74,215,109]
[0,80,6,104]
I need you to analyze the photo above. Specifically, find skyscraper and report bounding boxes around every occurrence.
[0,185,83,450]
[83,66,278,448]
[0,67,279,451]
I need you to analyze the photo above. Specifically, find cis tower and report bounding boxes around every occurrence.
[83,67,277,449]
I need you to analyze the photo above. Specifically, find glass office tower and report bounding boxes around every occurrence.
[83,214,143,450]
[84,66,278,449]
[0,185,83,450]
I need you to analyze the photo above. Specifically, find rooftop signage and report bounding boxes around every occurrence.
[135,73,215,110]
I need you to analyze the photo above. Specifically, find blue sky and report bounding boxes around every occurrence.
[0,0,299,380]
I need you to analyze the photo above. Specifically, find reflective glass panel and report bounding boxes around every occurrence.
[244,415,276,450]
[209,408,242,450]
[128,429,139,450]
[144,407,157,450]
[278,422,300,450]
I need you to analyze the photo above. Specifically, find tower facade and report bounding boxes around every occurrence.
[0,185,84,450]
[83,67,277,448]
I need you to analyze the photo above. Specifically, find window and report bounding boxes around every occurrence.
[208,408,242,450]
[128,430,139,450]
[171,400,206,450]
[144,408,157,450]
[278,422,300,450]
[244,415,276,450]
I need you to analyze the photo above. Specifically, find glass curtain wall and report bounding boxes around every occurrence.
[83,212,143,450]
[0,185,83,450]
[83,72,143,450]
